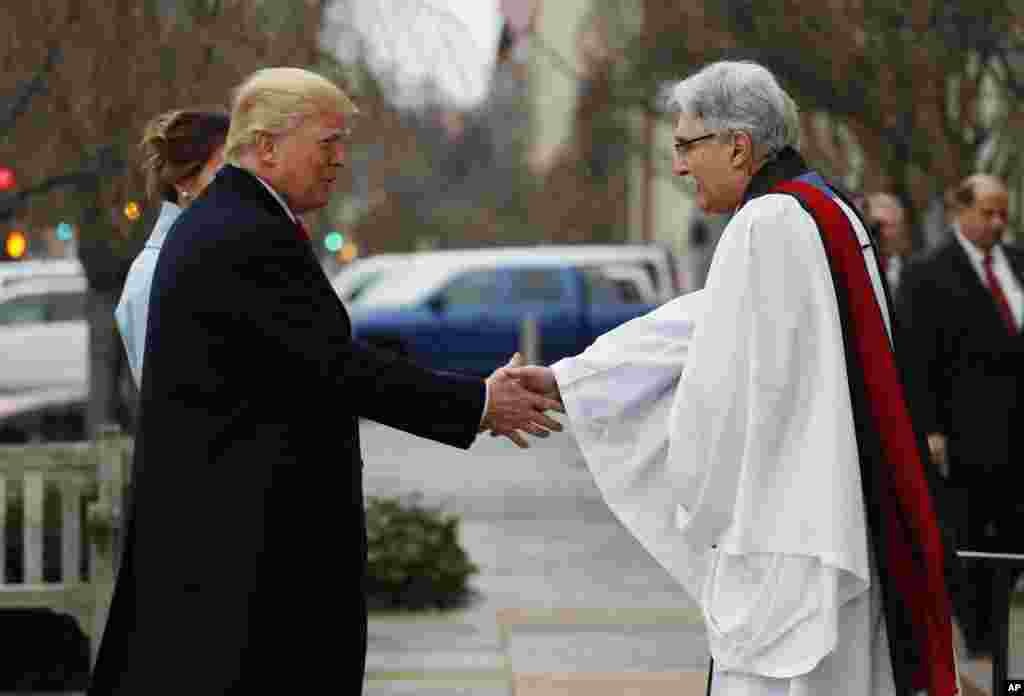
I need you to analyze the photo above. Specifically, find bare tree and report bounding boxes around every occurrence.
[552,0,1024,244]
[0,0,324,436]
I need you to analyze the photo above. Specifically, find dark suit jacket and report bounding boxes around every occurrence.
[88,166,486,695]
[898,239,1024,546]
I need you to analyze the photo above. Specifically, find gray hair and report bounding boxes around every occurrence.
[669,61,800,161]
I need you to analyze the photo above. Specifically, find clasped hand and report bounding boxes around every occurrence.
[480,353,565,448]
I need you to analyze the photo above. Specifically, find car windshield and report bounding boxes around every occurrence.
[352,262,463,308]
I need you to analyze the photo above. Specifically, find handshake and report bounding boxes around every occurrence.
[478,353,564,448]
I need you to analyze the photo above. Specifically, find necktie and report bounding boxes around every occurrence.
[295,218,310,243]
[983,251,1016,334]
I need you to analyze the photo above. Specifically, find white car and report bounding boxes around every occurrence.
[0,272,88,393]
[330,253,412,305]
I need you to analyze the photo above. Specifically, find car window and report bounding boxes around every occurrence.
[439,269,502,308]
[49,292,86,322]
[581,268,644,305]
[505,268,567,303]
[0,294,49,325]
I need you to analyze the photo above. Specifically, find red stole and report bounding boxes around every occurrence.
[771,180,957,696]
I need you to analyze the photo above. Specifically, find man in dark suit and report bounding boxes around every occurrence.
[864,191,914,303]
[899,174,1024,660]
[87,67,564,695]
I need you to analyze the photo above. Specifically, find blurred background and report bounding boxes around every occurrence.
[0,0,1022,439]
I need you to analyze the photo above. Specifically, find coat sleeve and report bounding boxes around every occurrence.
[215,221,485,449]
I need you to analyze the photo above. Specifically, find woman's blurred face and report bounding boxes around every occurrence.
[177,143,225,205]
[195,144,226,195]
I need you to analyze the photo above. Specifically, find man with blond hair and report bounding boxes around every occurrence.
[88,67,563,695]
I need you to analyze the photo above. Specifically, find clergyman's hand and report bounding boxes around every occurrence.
[481,354,564,449]
[502,363,561,405]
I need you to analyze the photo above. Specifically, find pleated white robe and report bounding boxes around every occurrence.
[551,193,912,696]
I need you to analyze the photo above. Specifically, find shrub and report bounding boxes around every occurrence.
[365,494,479,611]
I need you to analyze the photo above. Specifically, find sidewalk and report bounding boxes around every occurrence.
[359,421,1014,696]
[361,420,708,695]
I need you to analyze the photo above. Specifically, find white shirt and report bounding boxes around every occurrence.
[552,192,912,696]
[884,255,903,296]
[953,225,1024,330]
[115,201,182,386]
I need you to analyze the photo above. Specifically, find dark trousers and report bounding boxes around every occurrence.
[942,481,1023,657]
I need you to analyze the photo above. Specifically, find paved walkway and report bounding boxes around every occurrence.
[359,420,1018,695]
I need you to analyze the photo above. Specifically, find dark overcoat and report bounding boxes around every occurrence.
[88,165,486,694]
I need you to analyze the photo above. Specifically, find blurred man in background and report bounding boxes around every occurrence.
[900,173,1024,661]
[865,192,914,301]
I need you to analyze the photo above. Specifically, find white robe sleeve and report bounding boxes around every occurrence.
[552,290,713,599]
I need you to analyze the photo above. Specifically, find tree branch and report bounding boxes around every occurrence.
[0,46,62,137]
[0,144,124,223]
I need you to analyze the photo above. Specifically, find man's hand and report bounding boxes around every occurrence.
[927,432,948,476]
[502,363,561,404]
[481,353,564,449]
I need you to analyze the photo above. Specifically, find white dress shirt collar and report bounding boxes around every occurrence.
[952,222,1024,329]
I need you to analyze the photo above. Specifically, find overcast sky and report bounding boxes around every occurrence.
[323,0,504,110]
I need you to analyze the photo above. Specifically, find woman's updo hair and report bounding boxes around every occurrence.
[140,108,230,204]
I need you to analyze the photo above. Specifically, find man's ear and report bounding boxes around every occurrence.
[731,131,754,169]
[255,132,277,167]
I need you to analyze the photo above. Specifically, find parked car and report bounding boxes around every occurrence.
[0,273,88,392]
[332,243,683,308]
[349,248,671,376]
[0,263,133,442]
[331,253,412,304]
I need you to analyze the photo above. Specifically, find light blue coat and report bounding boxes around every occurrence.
[115,201,182,386]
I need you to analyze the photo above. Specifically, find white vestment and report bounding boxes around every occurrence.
[552,193,908,696]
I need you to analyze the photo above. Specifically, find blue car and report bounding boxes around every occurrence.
[347,248,668,377]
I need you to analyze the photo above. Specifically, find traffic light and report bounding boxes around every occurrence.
[324,230,344,253]
[339,241,359,263]
[0,167,15,192]
[3,230,27,260]
[56,222,74,241]
[124,201,141,221]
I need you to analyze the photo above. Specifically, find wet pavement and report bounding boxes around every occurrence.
[360,417,1021,695]
[361,417,707,694]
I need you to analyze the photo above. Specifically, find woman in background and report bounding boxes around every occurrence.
[116,108,229,385]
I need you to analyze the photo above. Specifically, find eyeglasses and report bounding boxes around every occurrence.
[673,132,718,157]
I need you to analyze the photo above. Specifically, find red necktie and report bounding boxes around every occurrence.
[295,218,310,243]
[983,251,1017,334]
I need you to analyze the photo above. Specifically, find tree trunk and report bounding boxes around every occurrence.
[85,288,132,439]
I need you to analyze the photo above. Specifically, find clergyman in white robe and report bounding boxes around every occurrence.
[549,191,951,696]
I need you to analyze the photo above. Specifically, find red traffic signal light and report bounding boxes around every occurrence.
[0,167,15,192]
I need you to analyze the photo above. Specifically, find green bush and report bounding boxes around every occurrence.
[365,494,479,611]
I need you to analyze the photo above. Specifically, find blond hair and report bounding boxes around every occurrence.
[225,67,358,164]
